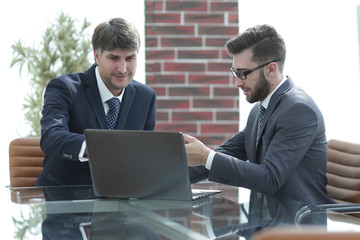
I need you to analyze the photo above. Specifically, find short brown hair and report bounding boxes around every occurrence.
[225,24,286,73]
[92,18,140,55]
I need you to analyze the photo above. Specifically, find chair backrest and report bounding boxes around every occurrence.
[9,137,44,187]
[326,139,360,203]
[252,228,360,240]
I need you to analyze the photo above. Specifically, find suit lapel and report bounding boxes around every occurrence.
[255,78,294,151]
[84,65,108,129]
[264,77,293,123]
[116,83,136,129]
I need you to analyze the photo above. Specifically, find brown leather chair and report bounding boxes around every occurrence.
[251,228,360,240]
[9,137,44,187]
[326,139,360,203]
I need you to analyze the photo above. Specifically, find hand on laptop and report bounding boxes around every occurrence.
[183,134,211,166]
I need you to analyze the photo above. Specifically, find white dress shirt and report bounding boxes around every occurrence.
[78,66,125,162]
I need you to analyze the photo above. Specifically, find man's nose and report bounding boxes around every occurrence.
[234,77,245,88]
[117,60,127,73]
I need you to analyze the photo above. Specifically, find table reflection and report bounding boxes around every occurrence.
[8,184,360,240]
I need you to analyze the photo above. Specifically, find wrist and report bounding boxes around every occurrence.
[203,148,211,165]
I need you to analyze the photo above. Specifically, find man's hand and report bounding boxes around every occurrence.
[183,134,211,166]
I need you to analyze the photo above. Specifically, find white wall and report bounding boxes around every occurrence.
[238,0,360,143]
[0,1,144,238]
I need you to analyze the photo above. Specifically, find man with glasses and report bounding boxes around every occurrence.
[185,24,333,204]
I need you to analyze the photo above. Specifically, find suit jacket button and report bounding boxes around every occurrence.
[63,153,73,159]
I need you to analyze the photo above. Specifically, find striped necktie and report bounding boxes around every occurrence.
[256,104,266,143]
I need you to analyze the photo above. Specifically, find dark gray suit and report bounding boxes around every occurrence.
[189,77,333,204]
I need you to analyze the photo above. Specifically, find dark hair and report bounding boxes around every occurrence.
[92,18,140,55]
[225,24,286,72]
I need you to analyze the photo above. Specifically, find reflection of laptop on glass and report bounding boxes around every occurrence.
[84,129,221,201]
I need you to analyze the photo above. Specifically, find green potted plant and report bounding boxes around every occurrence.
[10,12,92,136]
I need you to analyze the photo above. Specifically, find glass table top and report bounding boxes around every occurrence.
[6,182,360,239]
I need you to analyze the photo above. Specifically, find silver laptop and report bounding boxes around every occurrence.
[84,129,221,201]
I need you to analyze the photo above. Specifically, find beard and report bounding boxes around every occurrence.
[101,71,133,93]
[246,71,271,103]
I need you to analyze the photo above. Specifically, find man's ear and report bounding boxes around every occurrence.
[267,62,277,74]
[94,50,100,64]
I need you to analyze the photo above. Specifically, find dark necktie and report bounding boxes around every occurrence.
[106,97,120,129]
[249,192,265,230]
[256,104,266,143]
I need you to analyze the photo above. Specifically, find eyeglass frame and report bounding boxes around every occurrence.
[230,58,281,80]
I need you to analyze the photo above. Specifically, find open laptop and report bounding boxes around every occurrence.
[84,129,221,201]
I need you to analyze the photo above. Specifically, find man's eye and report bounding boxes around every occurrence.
[108,56,119,61]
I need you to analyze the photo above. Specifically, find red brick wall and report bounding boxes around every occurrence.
[145,0,239,149]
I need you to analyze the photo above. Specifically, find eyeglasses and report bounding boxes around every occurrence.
[230,58,281,80]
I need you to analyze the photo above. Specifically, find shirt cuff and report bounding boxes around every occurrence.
[78,141,89,162]
[205,150,216,170]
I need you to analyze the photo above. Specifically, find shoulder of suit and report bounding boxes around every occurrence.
[47,67,91,92]
[276,77,295,96]
[129,79,155,93]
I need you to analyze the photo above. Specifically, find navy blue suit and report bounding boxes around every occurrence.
[35,64,156,186]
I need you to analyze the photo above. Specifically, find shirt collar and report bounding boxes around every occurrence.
[261,76,287,109]
[95,66,125,103]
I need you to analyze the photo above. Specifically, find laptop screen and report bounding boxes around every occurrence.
[84,130,193,201]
